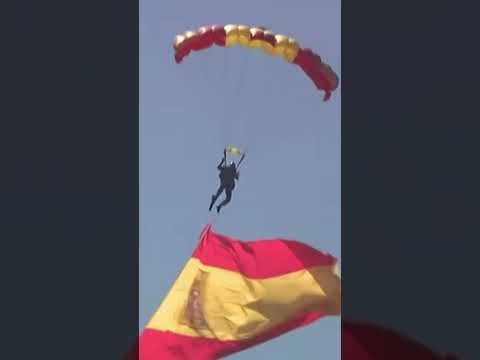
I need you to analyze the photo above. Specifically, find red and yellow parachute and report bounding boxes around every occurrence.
[173,24,339,101]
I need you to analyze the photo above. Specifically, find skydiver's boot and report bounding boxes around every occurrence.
[209,195,216,211]
[216,199,228,213]
[216,194,230,213]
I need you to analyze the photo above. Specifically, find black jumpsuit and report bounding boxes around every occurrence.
[209,158,238,212]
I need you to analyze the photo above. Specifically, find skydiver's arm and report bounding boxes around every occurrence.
[217,149,227,170]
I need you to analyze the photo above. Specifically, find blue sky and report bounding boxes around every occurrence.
[140,0,341,358]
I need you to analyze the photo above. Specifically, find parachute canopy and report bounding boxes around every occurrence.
[173,24,339,101]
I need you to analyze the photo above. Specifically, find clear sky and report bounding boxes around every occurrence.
[140,0,341,359]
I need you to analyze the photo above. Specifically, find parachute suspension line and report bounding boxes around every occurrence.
[173,24,340,159]
[230,50,250,148]
[237,52,277,158]
[218,48,231,146]
[219,49,251,152]
[199,46,215,90]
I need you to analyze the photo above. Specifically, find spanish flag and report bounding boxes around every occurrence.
[140,225,341,360]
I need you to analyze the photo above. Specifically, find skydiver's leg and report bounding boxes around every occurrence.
[209,185,224,211]
[216,186,233,213]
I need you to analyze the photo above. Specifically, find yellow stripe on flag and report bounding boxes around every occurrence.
[146,258,340,341]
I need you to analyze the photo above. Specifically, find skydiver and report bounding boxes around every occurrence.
[208,149,244,213]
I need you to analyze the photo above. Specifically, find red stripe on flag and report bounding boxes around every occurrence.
[192,225,336,279]
[140,311,325,360]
